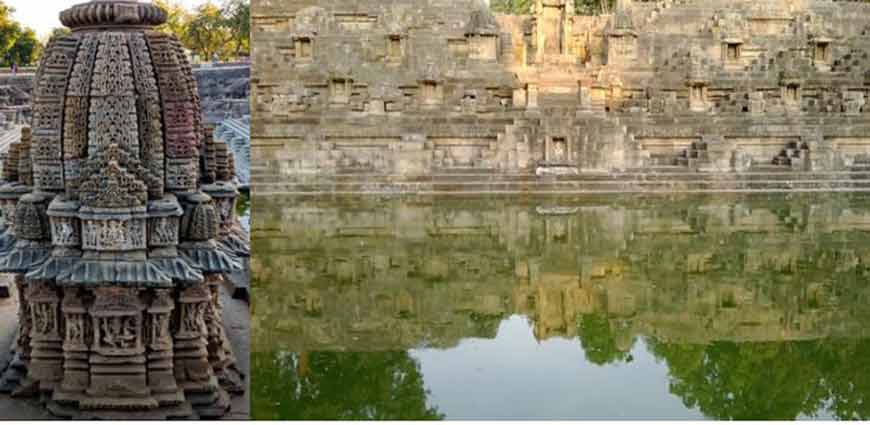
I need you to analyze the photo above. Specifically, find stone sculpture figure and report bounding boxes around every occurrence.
[0,0,247,419]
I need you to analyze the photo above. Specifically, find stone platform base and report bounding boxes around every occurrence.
[46,401,194,420]
[0,352,25,393]
[253,171,870,195]
[0,277,250,420]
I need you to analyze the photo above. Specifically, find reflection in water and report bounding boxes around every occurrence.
[251,351,443,420]
[252,195,870,420]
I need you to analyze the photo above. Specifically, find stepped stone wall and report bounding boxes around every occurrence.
[251,0,870,193]
[193,65,251,124]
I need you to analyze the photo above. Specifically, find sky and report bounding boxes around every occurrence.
[7,0,213,39]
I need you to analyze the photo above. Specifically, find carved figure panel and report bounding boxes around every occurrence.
[90,288,144,356]
[51,216,82,247]
[82,218,147,251]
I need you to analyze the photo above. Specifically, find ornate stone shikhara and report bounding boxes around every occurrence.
[0,0,248,419]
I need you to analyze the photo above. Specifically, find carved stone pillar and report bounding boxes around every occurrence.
[204,274,244,394]
[54,288,90,403]
[26,280,63,393]
[146,289,184,406]
[202,183,238,237]
[0,275,31,393]
[175,282,229,417]
[749,91,766,115]
[14,275,31,366]
[418,80,443,107]
[83,287,155,410]
[578,85,593,113]
[689,83,710,112]
[526,83,539,110]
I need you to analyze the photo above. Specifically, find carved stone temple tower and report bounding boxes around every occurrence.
[0,0,248,419]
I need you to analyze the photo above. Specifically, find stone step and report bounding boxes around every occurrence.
[254,179,870,195]
[252,171,870,184]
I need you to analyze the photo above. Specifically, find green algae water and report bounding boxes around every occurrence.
[251,194,870,420]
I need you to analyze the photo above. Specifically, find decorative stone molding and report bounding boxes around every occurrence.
[60,1,167,30]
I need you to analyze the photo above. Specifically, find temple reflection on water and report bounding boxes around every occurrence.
[252,195,870,353]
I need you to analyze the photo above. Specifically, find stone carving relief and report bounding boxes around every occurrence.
[82,218,146,251]
[78,144,151,208]
[62,289,89,352]
[91,288,144,355]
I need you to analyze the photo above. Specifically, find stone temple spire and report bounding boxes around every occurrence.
[0,0,247,419]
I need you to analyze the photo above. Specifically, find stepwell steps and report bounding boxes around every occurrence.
[254,177,870,195]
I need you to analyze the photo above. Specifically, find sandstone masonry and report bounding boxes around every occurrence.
[252,0,870,194]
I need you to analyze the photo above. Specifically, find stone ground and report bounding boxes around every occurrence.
[0,275,251,420]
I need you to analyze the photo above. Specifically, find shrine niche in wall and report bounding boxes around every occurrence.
[0,0,249,419]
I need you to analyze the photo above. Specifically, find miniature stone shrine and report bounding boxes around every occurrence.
[0,0,248,419]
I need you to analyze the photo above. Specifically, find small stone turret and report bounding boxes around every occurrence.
[0,0,246,419]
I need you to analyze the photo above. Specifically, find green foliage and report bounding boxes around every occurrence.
[6,27,37,66]
[577,313,634,365]
[490,0,616,15]
[47,27,71,41]
[576,0,617,14]
[0,1,40,66]
[154,0,190,41]
[0,3,19,55]
[185,3,232,61]
[235,190,250,218]
[649,339,870,420]
[154,0,250,62]
[251,351,444,420]
[223,0,251,58]
[490,0,533,14]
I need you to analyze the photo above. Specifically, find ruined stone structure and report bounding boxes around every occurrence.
[252,0,870,193]
[253,195,870,352]
[193,67,251,189]
[0,74,34,173]
[194,65,251,125]
[0,1,249,418]
[216,117,251,188]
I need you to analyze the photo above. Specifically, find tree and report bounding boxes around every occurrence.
[222,0,250,58]
[153,0,191,43]
[648,339,870,420]
[576,0,616,14]
[577,313,634,365]
[6,27,38,66]
[0,2,42,66]
[47,27,71,41]
[0,2,19,55]
[490,0,533,14]
[490,0,617,15]
[184,2,233,61]
[152,0,249,62]
[251,351,444,420]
